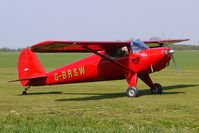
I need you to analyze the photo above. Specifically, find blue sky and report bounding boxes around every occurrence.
[0,0,198,48]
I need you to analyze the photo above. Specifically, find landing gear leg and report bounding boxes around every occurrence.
[139,74,163,95]
[22,85,30,95]
[125,73,139,98]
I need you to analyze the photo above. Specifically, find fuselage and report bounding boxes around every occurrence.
[29,47,172,86]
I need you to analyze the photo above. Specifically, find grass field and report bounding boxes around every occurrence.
[0,51,199,133]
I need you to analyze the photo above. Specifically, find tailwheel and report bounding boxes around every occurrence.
[150,83,162,94]
[22,91,27,95]
[22,85,30,95]
[126,87,139,98]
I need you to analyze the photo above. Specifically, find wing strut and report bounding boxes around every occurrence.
[83,46,133,72]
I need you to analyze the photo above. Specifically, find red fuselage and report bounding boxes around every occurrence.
[29,47,171,86]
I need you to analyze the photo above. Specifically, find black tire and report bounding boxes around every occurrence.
[22,91,27,95]
[126,87,139,98]
[150,83,163,94]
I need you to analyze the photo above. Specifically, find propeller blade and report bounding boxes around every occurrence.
[170,53,180,72]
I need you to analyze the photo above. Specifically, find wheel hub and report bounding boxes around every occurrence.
[128,90,135,97]
[152,87,159,93]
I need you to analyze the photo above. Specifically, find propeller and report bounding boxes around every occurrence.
[168,49,180,72]
[161,31,180,72]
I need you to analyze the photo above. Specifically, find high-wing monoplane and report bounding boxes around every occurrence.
[11,39,189,97]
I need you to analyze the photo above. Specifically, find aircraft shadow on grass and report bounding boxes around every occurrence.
[17,91,63,96]
[55,84,198,102]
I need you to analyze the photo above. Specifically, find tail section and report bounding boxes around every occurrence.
[18,48,46,86]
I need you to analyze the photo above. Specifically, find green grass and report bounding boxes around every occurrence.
[0,51,199,132]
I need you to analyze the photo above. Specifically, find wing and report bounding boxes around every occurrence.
[31,41,130,53]
[31,40,133,72]
[144,39,189,48]
[31,39,189,53]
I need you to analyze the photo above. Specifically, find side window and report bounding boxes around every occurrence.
[107,46,129,57]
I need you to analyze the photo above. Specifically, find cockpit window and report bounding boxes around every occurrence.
[131,40,149,52]
[108,46,129,57]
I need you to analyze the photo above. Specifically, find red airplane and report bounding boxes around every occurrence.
[12,39,189,97]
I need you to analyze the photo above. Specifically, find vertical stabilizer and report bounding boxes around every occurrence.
[18,48,46,86]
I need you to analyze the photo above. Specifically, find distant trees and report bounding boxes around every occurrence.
[0,47,22,52]
[170,45,199,51]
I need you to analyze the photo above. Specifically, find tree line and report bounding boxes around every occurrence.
[0,47,24,52]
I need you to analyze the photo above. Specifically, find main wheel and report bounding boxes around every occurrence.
[126,87,139,98]
[150,83,162,94]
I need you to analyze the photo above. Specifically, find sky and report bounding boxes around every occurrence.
[0,0,199,48]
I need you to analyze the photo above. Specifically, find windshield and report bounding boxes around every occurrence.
[131,40,149,52]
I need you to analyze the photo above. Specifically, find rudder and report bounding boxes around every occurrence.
[18,48,46,86]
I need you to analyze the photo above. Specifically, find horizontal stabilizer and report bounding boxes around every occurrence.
[8,75,47,82]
